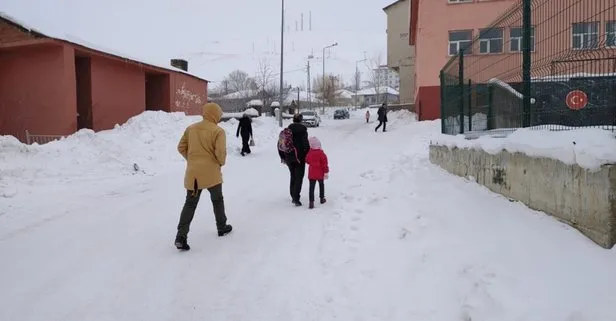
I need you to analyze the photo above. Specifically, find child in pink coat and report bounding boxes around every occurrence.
[305,136,329,209]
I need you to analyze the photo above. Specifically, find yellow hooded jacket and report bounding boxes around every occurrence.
[177,103,227,190]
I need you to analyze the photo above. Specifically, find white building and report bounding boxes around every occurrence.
[373,65,400,89]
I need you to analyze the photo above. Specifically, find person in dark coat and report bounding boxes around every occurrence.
[236,113,253,156]
[375,103,388,132]
[279,113,310,206]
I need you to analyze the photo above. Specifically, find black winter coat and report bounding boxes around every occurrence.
[236,117,253,138]
[288,122,310,162]
[377,107,388,122]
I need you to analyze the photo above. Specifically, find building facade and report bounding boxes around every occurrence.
[373,65,401,89]
[383,0,415,104]
[409,0,517,120]
[0,13,208,143]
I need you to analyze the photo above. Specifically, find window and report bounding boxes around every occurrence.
[510,27,535,52]
[479,28,503,53]
[607,21,616,48]
[572,22,599,49]
[448,30,472,55]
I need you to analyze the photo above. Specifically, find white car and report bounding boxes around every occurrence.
[300,110,321,127]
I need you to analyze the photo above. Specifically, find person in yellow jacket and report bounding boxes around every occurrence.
[174,102,233,251]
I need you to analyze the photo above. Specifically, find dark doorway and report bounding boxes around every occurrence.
[146,74,170,111]
[75,56,92,130]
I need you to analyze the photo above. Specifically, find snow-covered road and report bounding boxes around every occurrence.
[1,111,615,321]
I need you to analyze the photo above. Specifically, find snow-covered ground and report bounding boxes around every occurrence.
[1,110,616,320]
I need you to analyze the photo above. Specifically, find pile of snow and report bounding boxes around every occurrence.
[0,111,282,192]
[223,107,260,119]
[433,127,616,170]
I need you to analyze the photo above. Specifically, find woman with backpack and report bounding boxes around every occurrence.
[277,114,310,206]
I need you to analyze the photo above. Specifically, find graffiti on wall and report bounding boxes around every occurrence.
[175,83,204,111]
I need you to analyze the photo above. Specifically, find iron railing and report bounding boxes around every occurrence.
[440,0,616,135]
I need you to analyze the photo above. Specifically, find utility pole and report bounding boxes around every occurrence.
[278,0,284,127]
[307,59,311,109]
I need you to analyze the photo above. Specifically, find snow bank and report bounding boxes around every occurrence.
[0,111,281,190]
[433,127,616,170]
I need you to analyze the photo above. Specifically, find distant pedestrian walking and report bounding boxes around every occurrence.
[236,113,253,156]
[305,136,329,209]
[174,102,233,251]
[278,113,310,206]
[375,103,388,132]
[365,110,370,123]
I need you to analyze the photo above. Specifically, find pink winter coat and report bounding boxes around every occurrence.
[305,137,329,180]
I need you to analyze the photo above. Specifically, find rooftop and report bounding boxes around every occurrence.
[0,11,207,82]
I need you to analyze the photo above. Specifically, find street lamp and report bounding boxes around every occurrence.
[355,58,367,108]
[321,42,338,114]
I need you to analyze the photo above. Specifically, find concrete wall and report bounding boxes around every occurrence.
[90,55,146,131]
[0,44,77,142]
[429,145,616,249]
[384,0,415,104]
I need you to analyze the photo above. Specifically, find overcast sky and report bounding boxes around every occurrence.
[1,0,392,86]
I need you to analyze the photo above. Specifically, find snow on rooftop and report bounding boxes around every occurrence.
[356,86,399,96]
[488,78,536,104]
[0,11,205,81]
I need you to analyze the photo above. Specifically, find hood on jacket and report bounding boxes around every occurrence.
[202,103,223,123]
[308,136,322,149]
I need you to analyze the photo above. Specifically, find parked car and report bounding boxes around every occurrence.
[300,110,321,127]
[333,109,350,119]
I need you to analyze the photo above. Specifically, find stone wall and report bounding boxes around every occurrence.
[429,145,616,249]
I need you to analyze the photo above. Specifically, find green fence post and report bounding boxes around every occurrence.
[440,70,446,134]
[458,51,465,134]
[522,0,532,127]
[487,85,494,130]
[468,79,472,132]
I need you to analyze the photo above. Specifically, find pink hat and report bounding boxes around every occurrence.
[309,136,322,149]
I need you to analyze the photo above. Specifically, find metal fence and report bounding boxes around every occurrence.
[25,130,66,145]
[440,0,616,135]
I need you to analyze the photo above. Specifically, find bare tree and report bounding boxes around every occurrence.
[224,70,257,97]
[254,59,277,106]
[365,53,385,105]
[313,73,343,106]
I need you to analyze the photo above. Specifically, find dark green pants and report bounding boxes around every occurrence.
[176,183,227,238]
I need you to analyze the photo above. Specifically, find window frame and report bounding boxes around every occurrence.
[448,29,473,56]
[606,21,616,48]
[478,27,504,54]
[509,26,536,53]
[572,21,600,50]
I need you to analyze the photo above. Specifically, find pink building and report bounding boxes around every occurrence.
[410,0,518,119]
[409,0,616,120]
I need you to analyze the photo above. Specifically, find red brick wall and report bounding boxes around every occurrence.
[90,56,146,130]
[416,86,441,121]
[0,44,77,141]
[170,73,207,115]
[0,19,38,44]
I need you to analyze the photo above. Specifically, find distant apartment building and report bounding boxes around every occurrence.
[383,0,415,105]
[373,65,400,89]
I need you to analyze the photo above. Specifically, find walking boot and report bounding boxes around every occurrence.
[174,235,190,251]
[218,224,233,237]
